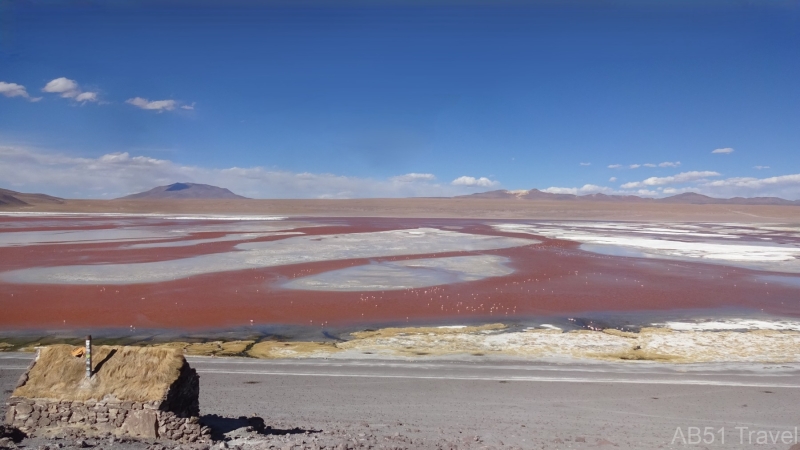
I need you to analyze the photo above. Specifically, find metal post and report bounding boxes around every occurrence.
[85,335,92,378]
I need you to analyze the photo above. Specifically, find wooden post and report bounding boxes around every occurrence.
[85,335,92,378]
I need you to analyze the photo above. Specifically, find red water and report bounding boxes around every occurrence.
[1,217,798,330]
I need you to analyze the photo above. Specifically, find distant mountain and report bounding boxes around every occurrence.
[118,183,248,200]
[456,189,800,206]
[0,188,64,207]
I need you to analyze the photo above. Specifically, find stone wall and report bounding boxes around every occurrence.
[4,398,210,443]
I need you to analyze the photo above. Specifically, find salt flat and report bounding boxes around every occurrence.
[495,222,800,272]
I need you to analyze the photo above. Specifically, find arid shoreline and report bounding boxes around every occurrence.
[4,197,800,222]
[3,322,799,364]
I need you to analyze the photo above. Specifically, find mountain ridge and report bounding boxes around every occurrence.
[0,188,65,207]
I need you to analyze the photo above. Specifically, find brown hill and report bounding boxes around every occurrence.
[118,183,248,200]
[0,188,64,207]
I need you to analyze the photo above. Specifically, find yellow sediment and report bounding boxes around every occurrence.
[247,341,341,359]
[152,340,254,356]
[602,329,639,339]
[337,325,800,363]
[0,342,13,351]
[348,323,506,339]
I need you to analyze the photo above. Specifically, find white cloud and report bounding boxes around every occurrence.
[0,81,40,101]
[451,176,499,188]
[621,171,721,189]
[42,77,78,95]
[126,97,178,111]
[391,173,436,183]
[703,174,800,192]
[712,147,734,154]
[579,162,591,166]
[181,103,196,110]
[658,161,681,168]
[609,177,617,182]
[0,145,481,199]
[643,163,656,168]
[754,166,770,170]
[543,184,611,195]
[42,77,99,103]
[629,164,641,169]
[608,164,622,169]
[74,92,97,102]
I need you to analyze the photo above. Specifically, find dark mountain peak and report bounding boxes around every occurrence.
[118,183,249,200]
[659,192,717,204]
[165,182,192,192]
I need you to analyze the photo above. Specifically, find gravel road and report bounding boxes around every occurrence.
[3,353,800,449]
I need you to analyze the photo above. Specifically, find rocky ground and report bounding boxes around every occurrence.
[1,418,534,450]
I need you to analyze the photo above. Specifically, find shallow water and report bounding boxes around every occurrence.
[1,228,535,285]
[282,255,513,291]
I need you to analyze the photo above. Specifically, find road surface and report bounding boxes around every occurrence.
[2,353,799,449]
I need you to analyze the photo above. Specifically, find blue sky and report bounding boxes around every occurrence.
[1,1,799,199]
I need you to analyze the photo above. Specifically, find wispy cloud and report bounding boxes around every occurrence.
[0,145,479,199]
[609,177,617,182]
[390,173,436,182]
[754,165,770,170]
[126,97,178,112]
[42,77,99,103]
[0,81,41,102]
[543,184,611,195]
[451,176,499,188]
[579,162,591,166]
[700,174,800,199]
[614,161,681,169]
[620,171,720,189]
[712,147,734,154]
[541,170,800,200]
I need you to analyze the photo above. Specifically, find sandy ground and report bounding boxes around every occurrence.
[4,198,800,222]
[3,353,800,449]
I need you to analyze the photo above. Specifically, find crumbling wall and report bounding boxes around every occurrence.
[4,398,210,443]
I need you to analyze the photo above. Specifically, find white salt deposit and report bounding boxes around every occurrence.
[282,255,513,291]
[0,228,185,247]
[656,318,800,331]
[494,222,800,272]
[1,228,536,285]
[0,220,318,247]
[124,232,303,249]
